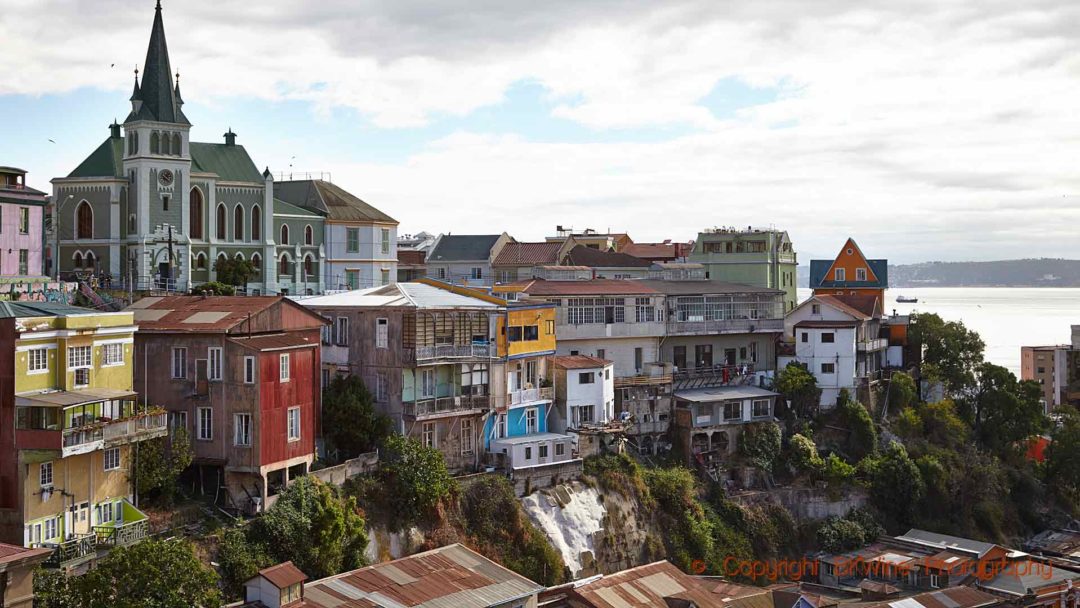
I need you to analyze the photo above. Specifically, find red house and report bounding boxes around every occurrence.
[126,296,325,513]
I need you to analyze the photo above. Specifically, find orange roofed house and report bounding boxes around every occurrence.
[125,296,326,514]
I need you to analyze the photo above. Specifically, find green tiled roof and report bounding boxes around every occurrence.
[68,137,125,179]
[274,179,397,224]
[190,143,263,183]
[273,198,323,218]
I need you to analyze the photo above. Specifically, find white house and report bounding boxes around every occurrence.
[550,355,616,432]
[780,294,885,408]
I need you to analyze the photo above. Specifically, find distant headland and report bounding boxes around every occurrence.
[800,258,1080,288]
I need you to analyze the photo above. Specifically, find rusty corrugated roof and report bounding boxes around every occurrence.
[571,561,760,608]
[258,561,308,589]
[229,333,320,352]
[553,355,612,369]
[493,242,563,266]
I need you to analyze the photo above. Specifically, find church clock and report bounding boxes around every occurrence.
[159,169,174,186]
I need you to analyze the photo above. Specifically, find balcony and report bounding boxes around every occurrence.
[666,317,784,336]
[858,338,889,352]
[408,343,497,362]
[614,374,673,388]
[508,386,554,406]
[94,503,150,548]
[61,411,168,457]
[404,394,489,418]
[38,534,96,569]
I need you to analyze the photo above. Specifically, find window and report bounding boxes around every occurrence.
[346,228,360,253]
[524,446,533,460]
[526,408,538,434]
[496,413,507,438]
[171,348,186,379]
[244,356,256,384]
[523,325,539,341]
[381,228,391,254]
[416,369,435,399]
[929,574,939,589]
[545,320,555,335]
[635,297,655,323]
[102,343,123,366]
[834,268,846,281]
[821,333,835,343]
[635,347,643,371]
[376,318,388,348]
[335,317,349,346]
[596,348,605,360]
[40,462,53,487]
[539,444,549,459]
[508,327,523,342]
[422,421,437,448]
[381,269,390,286]
[76,201,93,239]
[723,402,742,421]
[190,188,203,239]
[280,224,289,245]
[216,204,226,240]
[162,194,170,212]
[234,413,252,446]
[579,372,595,384]
[74,368,90,387]
[752,399,771,418]
[104,447,120,471]
[251,205,261,240]
[575,405,595,425]
[234,205,244,240]
[28,347,48,373]
[556,443,565,456]
[801,332,809,343]
[281,583,302,605]
[376,372,388,402]
[68,345,91,368]
[208,347,223,381]
[100,502,114,524]
[461,419,474,455]
[304,224,313,245]
[437,267,446,279]
[321,316,332,345]
[279,353,290,382]
[345,269,360,290]
[821,363,836,374]
[43,517,58,541]
[856,267,867,281]
[303,255,314,278]
[287,407,301,441]
[18,207,30,234]
[279,254,292,277]
[198,407,213,440]
[168,411,187,432]
[471,267,483,280]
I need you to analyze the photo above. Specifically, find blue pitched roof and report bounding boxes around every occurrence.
[809,259,888,289]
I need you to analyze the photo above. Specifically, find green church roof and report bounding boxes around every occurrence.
[125,1,189,125]
[190,143,263,183]
[273,198,323,219]
[67,136,125,179]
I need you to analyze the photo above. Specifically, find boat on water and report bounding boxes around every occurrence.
[896,295,918,303]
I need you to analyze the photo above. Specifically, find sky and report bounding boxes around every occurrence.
[3,0,1080,264]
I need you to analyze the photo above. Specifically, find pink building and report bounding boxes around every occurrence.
[0,167,45,278]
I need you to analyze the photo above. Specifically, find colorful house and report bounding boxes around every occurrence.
[809,238,888,301]
[0,303,165,568]
[0,167,46,279]
[690,227,798,312]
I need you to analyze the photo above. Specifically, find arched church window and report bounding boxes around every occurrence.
[234,205,245,241]
[279,253,292,277]
[251,205,261,240]
[172,133,181,156]
[73,252,83,268]
[76,201,93,239]
[304,225,313,245]
[304,254,314,278]
[190,188,204,239]
[216,204,227,240]
[251,253,262,275]
[280,224,289,245]
[150,132,159,155]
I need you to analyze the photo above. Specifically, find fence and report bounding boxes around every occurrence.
[309,451,379,486]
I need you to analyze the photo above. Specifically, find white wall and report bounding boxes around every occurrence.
[492,435,574,470]
[562,364,615,425]
[554,338,658,378]
[324,223,397,290]
[785,299,861,408]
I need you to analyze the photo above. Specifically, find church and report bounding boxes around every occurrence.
[51,2,398,295]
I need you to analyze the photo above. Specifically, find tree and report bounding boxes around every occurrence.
[33,568,79,608]
[787,433,824,475]
[838,396,878,461]
[965,363,1047,453]
[774,362,822,424]
[212,257,258,287]
[887,371,917,410]
[860,441,924,525]
[739,422,782,472]
[816,517,866,553]
[135,424,193,505]
[217,527,273,600]
[919,400,969,448]
[376,435,454,529]
[1045,409,1080,506]
[247,476,368,580]
[72,539,221,608]
[321,375,393,462]
[908,313,985,395]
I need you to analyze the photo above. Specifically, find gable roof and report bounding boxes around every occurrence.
[428,234,503,262]
[0,542,52,569]
[190,143,263,183]
[299,283,501,310]
[68,136,125,179]
[0,301,107,319]
[867,586,1002,608]
[563,244,652,268]
[623,242,687,260]
[123,295,324,333]
[299,543,543,607]
[569,560,759,608]
[274,180,397,224]
[895,529,999,558]
[492,242,563,266]
[553,355,612,369]
[809,239,887,289]
[273,198,323,219]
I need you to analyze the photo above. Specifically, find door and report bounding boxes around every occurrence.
[158,262,171,288]
[696,345,713,368]
[74,502,90,535]
[673,346,687,370]
[196,359,209,396]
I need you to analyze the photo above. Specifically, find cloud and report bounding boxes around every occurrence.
[4,0,1080,262]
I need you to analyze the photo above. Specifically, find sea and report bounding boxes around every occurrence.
[797,287,1080,376]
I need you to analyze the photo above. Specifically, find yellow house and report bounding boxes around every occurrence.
[0,302,166,569]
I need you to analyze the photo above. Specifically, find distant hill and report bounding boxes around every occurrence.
[797,258,1080,288]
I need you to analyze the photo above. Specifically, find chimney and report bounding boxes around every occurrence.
[224,128,237,146]
[109,121,122,139]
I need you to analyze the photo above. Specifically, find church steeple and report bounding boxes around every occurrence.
[126,1,189,125]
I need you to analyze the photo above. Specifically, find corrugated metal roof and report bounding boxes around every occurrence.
[300,543,543,607]
[869,586,1003,608]
[563,245,652,268]
[570,561,761,608]
[258,561,308,588]
[895,530,997,558]
[123,295,322,333]
[553,355,612,369]
[637,279,781,295]
[229,333,321,352]
[274,180,397,224]
[16,388,137,408]
[428,235,502,262]
[519,279,660,296]
[298,284,499,310]
[492,242,563,266]
[674,385,779,402]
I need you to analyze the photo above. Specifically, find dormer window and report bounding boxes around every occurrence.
[835,268,846,282]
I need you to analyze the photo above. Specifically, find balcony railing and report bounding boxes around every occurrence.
[404,394,490,418]
[38,534,96,569]
[614,374,673,388]
[666,317,784,336]
[94,518,149,548]
[858,338,889,352]
[508,386,554,405]
[409,343,497,362]
[61,412,168,457]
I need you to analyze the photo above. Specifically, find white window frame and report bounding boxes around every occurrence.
[376,318,388,349]
[279,353,290,382]
[856,267,867,281]
[234,413,252,447]
[28,347,49,374]
[821,362,836,374]
[346,227,360,253]
[68,345,91,369]
[835,268,846,281]
[208,347,223,381]
[752,399,771,418]
[496,413,507,439]
[422,421,437,448]
[43,517,58,542]
[73,367,90,388]
[104,447,120,471]
[420,369,435,398]
[244,356,256,384]
[197,407,213,440]
[381,228,391,254]
[102,342,124,366]
[376,372,388,402]
[40,462,53,488]
[723,401,742,421]
[335,317,349,346]
[460,419,474,455]
[171,347,186,379]
[287,407,301,442]
[526,408,538,434]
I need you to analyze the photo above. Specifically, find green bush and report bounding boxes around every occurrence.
[739,422,782,472]
[838,396,878,461]
[376,435,455,530]
[190,281,235,296]
[788,433,825,475]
